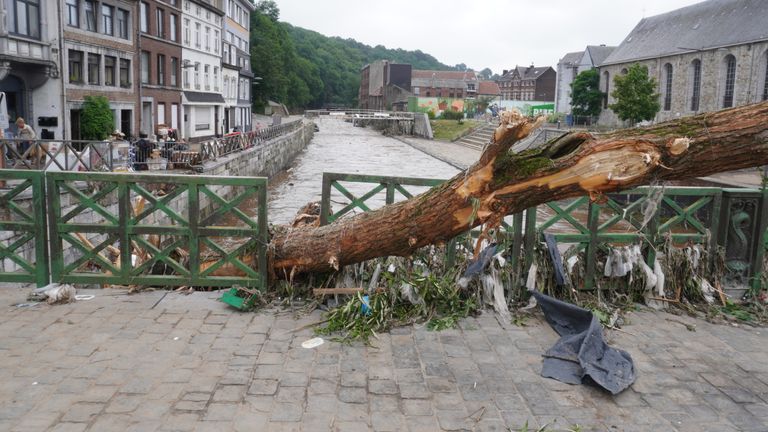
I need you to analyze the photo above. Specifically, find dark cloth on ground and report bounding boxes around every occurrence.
[531,291,636,395]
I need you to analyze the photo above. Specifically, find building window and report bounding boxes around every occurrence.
[213,67,219,91]
[157,54,165,86]
[66,0,79,27]
[762,51,768,101]
[723,54,736,108]
[88,53,100,85]
[183,18,190,45]
[170,57,178,87]
[140,2,149,33]
[690,59,701,111]
[204,65,210,90]
[102,5,114,36]
[603,71,610,109]
[120,58,131,87]
[156,8,164,38]
[214,30,219,54]
[194,63,200,89]
[84,0,96,31]
[105,56,116,86]
[184,68,189,89]
[170,14,177,42]
[9,0,41,38]
[205,27,210,51]
[157,103,165,126]
[117,9,129,39]
[141,51,150,84]
[195,23,200,48]
[69,50,83,83]
[663,63,673,111]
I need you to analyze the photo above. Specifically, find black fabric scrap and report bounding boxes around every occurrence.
[531,291,636,395]
[543,232,567,287]
[462,243,497,278]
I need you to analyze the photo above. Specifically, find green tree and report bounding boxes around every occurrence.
[609,63,660,125]
[569,69,603,117]
[80,96,113,140]
[478,68,493,80]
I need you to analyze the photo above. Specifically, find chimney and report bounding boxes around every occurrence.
[502,69,508,75]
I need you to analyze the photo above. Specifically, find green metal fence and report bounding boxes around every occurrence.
[319,172,766,291]
[0,170,49,286]
[320,172,444,225]
[45,172,268,290]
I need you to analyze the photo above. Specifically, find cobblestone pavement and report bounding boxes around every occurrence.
[2,288,768,432]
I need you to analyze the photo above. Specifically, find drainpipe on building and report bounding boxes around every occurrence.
[137,29,143,138]
[57,0,67,140]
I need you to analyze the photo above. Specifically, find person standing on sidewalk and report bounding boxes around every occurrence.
[15,117,35,157]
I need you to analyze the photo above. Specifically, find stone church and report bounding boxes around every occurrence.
[598,0,768,126]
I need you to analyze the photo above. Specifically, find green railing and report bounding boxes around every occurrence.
[46,172,268,291]
[0,170,49,286]
[0,170,269,303]
[320,172,444,225]
[319,172,767,291]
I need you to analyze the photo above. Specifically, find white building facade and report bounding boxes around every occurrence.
[180,0,224,141]
[0,0,64,139]
[222,0,254,132]
[554,45,615,114]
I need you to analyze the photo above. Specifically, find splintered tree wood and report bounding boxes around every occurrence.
[269,101,768,276]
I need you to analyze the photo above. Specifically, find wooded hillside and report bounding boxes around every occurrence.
[250,1,455,111]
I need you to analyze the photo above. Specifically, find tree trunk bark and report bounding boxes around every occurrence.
[271,102,768,275]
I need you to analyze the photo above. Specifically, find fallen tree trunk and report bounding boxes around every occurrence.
[270,102,768,276]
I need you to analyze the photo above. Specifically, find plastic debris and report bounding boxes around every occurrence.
[481,266,512,328]
[458,243,497,289]
[361,295,371,315]
[31,284,76,305]
[544,233,568,287]
[74,295,95,301]
[301,337,325,349]
[526,262,538,292]
[399,282,424,306]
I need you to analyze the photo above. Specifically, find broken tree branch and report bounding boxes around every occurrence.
[268,101,768,276]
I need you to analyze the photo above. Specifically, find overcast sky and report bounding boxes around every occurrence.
[275,0,703,74]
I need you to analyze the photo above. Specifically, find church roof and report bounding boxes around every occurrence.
[559,51,584,66]
[585,45,616,66]
[602,0,768,66]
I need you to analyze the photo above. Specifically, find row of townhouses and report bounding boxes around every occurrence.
[0,0,255,142]
[555,0,768,126]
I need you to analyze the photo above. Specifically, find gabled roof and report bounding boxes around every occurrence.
[499,66,554,81]
[477,81,501,95]
[559,51,584,66]
[412,70,478,81]
[521,66,553,79]
[585,45,616,66]
[602,0,768,66]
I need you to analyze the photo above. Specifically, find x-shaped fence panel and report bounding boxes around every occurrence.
[47,172,268,290]
[0,170,48,285]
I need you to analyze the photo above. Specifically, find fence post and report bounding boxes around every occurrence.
[320,173,332,226]
[583,201,600,290]
[523,206,537,274]
[752,187,768,292]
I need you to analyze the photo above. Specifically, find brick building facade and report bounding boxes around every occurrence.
[497,66,556,102]
[139,0,183,136]
[410,70,477,99]
[62,0,140,139]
